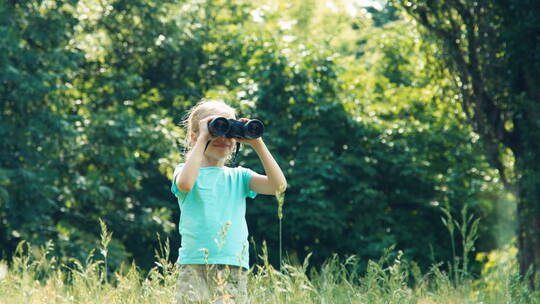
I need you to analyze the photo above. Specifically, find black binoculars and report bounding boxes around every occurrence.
[208,117,264,139]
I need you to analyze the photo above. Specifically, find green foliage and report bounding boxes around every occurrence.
[240,5,503,272]
[0,0,514,277]
[395,0,540,281]
[0,0,85,259]
[1,0,178,270]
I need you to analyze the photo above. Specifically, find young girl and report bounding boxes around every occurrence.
[171,100,287,303]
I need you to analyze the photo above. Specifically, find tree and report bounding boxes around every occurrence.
[396,0,540,284]
[0,0,83,259]
[234,6,501,270]
[1,0,508,275]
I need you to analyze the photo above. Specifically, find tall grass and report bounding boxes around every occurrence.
[1,221,539,303]
[440,202,480,284]
[1,242,539,303]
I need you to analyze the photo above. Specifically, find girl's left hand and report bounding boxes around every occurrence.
[236,118,264,147]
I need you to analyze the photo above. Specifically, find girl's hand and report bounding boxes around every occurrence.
[197,115,220,142]
[236,118,264,147]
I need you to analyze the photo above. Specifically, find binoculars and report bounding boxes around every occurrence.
[208,117,264,139]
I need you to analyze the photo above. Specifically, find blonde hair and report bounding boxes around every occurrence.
[181,99,237,150]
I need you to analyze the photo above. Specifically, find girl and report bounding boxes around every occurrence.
[171,100,287,303]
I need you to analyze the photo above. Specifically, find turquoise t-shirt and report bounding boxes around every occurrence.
[171,164,257,269]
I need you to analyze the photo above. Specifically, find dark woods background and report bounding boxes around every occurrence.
[1,0,538,278]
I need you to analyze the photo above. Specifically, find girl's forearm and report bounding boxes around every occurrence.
[176,137,207,192]
[252,140,287,192]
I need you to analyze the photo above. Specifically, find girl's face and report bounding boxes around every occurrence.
[191,111,237,163]
[205,135,236,161]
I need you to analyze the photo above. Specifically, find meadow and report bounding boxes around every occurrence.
[1,224,538,304]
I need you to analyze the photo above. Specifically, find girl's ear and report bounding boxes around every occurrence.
[190,132,198,145]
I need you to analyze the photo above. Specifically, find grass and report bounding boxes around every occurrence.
[1,209,539,303]
[0,239,539,304]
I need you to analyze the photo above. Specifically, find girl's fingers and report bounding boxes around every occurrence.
[204,115,219,122]
[199,115,219,129]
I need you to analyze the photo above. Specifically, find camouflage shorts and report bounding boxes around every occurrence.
[175,264,248,304]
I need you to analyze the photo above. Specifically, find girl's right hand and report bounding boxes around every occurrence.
[197,115,219,142]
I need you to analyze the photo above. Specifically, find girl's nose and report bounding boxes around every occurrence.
[213,136,230,143]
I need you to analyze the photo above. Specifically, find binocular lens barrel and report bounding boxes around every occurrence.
[244,120,264,139]
[207,117,264,139]
[208,117,230,137]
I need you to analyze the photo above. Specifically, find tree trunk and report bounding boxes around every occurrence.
[516,157,540,286]
[398,0,540,287]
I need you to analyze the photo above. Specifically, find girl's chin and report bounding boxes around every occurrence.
[205,152,231,160]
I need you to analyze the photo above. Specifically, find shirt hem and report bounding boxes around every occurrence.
[177,258,248,270]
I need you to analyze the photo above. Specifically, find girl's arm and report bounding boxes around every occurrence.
[175,116,214,192]
[243,138,287,195]
[175,136,206,192]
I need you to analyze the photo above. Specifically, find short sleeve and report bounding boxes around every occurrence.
[171,164,185,197]
[238,166,257,199]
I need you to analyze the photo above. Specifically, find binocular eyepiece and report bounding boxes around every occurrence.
[208,117,264,139]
